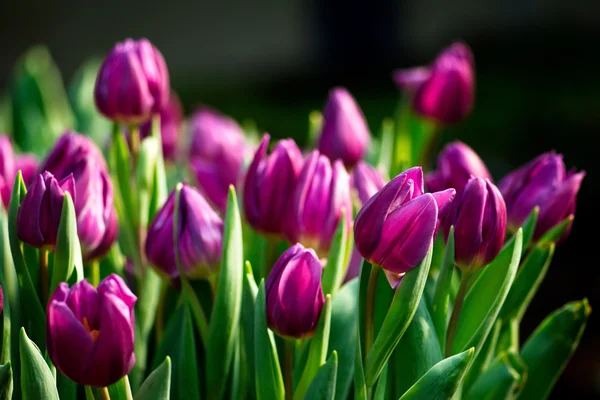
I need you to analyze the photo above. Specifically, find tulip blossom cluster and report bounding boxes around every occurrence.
[0,37,588,400]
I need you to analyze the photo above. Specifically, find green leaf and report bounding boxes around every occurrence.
[519,299,591,400]
[354,340,368,400]
[393,298,443,395]
[462,320,502,393]
[207,186,244,399]
[230,334,247,400]
[153,304,199,399]
[537,215,573,246]
[321,210,349,296]
[19,328,58,399]
[56,374,77,400]
[295,295,333,400]
[520,207,539,253]
[431,228,455,351]
[500,243,554,322]
[329,279,358,400]
[52,192,84,293]
[399,348,474,400]
[107,376,133,400]
[305,351,338,400]
[466,350,527,400]
[365,246,433,386]
[135,357,171,400]
[8,174,46,350]
[254,280,284,400]
[451,230,522,356]
[374,118,393,173]
[242,261,258,397]
[0,363,13,400]
[135,136,161,229]
[373,365,388,400]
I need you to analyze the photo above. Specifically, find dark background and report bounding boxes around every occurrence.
[1,0,599,397]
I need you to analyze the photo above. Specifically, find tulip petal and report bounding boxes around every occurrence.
[65,280,100,328]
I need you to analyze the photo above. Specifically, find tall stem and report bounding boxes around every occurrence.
[39,248,49,304]
[90,260,100,287]
[284,339,295,400]
[364,265,381,358]
[98,386,111,400]
[130,125,140,166]
[446,270,473,356]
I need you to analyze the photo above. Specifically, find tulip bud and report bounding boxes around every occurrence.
[354,167,455,288]
[0,136,16,208]
[94,38,170,124]
[350,161,385,205]
[17,171,75,248]
[146,184,223,280]
[244,135,303,235]
[47,274,136,387]
[139,91,183,161]
[189,108,251,212]
[393,42,474,124]
[426,141,491,193]
[443,177,507,271]
[317,87,370,168]
[498,152,585,240]
[265,243,325,338]
[43,131,107,174]
[15,153,38,187]
[282,151,352,255]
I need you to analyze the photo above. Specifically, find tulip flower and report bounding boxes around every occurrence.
[16,171,75,248]
[0,136,15,208]
[244,135,303,235]
[189,107,251,212]
[47,274,136,387]
[139,91,183,161]
[146,184,223,280]
[265,243,325,338]
[499,151,585,240]
[15,154,38,187]
[43,131,107,174]
[282,151,352,255]
[354,167,455,288]
[350,161,385,206]
[393,42,474,124]
[426,141,491,193]
[317,87,370,168]
[443,177,507,270]
[94,38,170,124]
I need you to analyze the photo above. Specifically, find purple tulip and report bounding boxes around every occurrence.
[139,91,183,161]
[94,38,170,124]
[443,177,506,270]
[426,141,491,193]
[350,161,385,205]
[266,243,325,338]
[47,274,136,387]
[0,136,15,208]
[16,172,75,248]
[282,151,352,255]
[354,167,455,288]
[15,154,38,187]
[393,42,475,124]
[146,184,223,280]
[498,152,585,240]
[42,133,118,261]
[189,107,251,212]
[244,134,303,235]
[317,87,371,168]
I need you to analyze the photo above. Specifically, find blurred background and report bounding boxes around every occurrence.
[0,0,598,397]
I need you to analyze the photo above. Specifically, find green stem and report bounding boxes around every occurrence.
[182,279,209,345]
[123,375,133,400]
[84,386,95,400]
[155,279,168,343]
[98,386,111,400]
[90,260,100,287]
[365,265,381,358]
[419,125,441,172]
[39,248,49,305]
[284,339,294,400]
[446,271,473,356]
[130,125,140,166]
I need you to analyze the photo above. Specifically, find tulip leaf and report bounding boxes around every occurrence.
[450,229,522,356]
[242,261,258,397]
[393,298,443,395]
[500,243,554,323]
[329,279,358,399]
[0,362,13,400]
[305,351,338,400]
[135,136,161,229]
[537,215,573,246]
[52,192,84,294]
[135,356,171,400]
[520,207,539,253]
[295,294,333,400]
[399,348,474,400]
[375,118,393,173]
[354,340,368,400]
[149,114,168,215]
[431,227,455,351]
[107,376,134,400]
[207,186,244,399]
[322,210,349,296]
[462,320,502,393]
[254,280,284,400]
[8,174,46,351]
[19,328,58,400]
[466,350,527,400]
[519,299,590,400]
[153,304,199,399]
[230,333,247,400]
[365,246,433,386]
